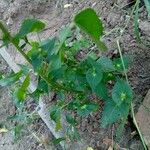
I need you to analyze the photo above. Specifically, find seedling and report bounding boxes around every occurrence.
[0,8,134,145]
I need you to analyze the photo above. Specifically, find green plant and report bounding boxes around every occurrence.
[0,8,134,145]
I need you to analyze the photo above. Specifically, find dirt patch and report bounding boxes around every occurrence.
[0,0,150,149]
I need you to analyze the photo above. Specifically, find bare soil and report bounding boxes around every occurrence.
[0,0,150,149]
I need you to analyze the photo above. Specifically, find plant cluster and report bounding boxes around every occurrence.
[0,8,133,143]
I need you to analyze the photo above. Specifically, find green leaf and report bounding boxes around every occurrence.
[55,119,62,131]
[113,56,130,72]
[102,72,115,82]
[77,102,99,116]
[53,137,65,145]
[2,34,10,46]
[74,8,103,40]
[50,109,60,122]
[87,52,98,60]
[48,55,62,71]
[101,99,130,127]
[144,0,150,15]
[67,100,80,111]
[74,75,87,92]
[17,19,45,38]
[27,42,43,71]
[86,67,103,91]
[48,66,66,81]
[94,82,109,100]
[21,74,30,90]
[14,88,26,102]
[55,26,71,54]
[40,38,56,60]
[14,74,30,102]
[97,56,115,72]
[50,108,62,131]
[31,51,43,71]
[59,26,71,44]
[14,124,24,140]
[115,117,127,141]
[112,80,133,106]
[71,38,90,52]
[37,79,49,93]
[79,38,90,48]
[66,114,77,126]
[74,8,107,51]
[0,73,2,80]
[66,126,80,141]
[0,71,22,86]
[18,64,30,75]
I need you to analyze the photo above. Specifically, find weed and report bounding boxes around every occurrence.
[0,7,144,147]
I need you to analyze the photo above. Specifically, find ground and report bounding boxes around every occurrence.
[0,0,150,150]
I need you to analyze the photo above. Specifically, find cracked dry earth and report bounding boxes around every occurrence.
[0,0,150,149]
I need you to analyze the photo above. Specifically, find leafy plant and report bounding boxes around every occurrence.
[0,8,133,144]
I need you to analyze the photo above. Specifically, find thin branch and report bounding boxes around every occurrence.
[117,39,148,150]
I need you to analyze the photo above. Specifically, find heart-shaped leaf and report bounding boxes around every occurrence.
[112,79,133,105]
[74,8,107,51]
[97,56,115,72]
[86,67,103,91]
[101,99,130,127]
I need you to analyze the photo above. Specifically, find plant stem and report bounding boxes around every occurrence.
[116,40,128,83]
[116,2,148,149]
[0,21,31,63]
[117,39,147,150]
